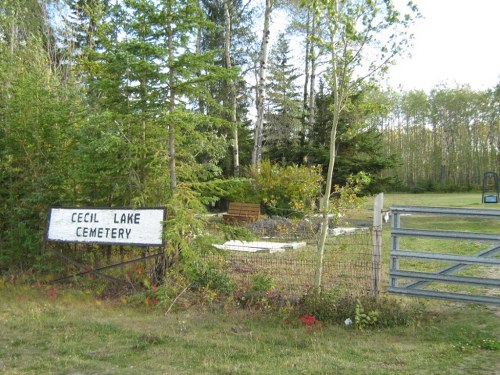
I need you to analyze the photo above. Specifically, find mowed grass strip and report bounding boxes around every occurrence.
[0,285,499,375]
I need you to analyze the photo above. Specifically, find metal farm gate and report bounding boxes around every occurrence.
[388,206,500,305]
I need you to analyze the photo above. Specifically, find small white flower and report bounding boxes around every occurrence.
[344,318,353,326]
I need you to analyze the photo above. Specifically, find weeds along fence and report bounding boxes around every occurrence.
[203,222,378,299]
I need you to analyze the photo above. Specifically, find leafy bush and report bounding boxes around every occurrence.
[249,273,275,294]
[354,299,380,330]
[251,160,324,217]
[186,258,235,296]
[329,172,371,216]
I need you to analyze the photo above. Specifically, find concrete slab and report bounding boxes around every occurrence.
[213,240,307,253]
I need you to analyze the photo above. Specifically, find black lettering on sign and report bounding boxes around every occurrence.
[114,213,141,224]
[72,212,99,223]
[74,226,132,239]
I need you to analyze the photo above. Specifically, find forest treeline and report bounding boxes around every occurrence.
[379,87,499,191]
[0,0,498,270]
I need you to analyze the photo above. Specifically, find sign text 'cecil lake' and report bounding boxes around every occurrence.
[47,208,165,246]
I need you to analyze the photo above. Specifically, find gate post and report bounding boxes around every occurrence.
[371,193,384,299]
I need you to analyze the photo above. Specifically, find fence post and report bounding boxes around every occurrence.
[371,193,384,299]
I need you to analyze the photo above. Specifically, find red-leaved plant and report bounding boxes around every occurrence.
[300,314,320,330]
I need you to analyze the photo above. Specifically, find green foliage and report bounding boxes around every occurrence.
[264,33,303,164]
[249,273,275,294]
[298,291,429,329]
[186,257,235,296]
[395,180,477,194]
[164,185,209,265]
[1,0,496,278]
[307,85,398,193]
[190,178,254,205]
[218,224,256,241]
[0,6,85,270]
[252,160,324,217]
[329,172,371,216]
[172,111,230,182]
[354,299,379,330]
[382,85,499,191]
[453,329,500,352]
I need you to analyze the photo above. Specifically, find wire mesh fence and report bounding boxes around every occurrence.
[204,219,377,298]
[46,214,380,299]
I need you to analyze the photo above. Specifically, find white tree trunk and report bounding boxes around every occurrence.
[252,0,273,171]
[224,0,240,176]
[308,12,317,135]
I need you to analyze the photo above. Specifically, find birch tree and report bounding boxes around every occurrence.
[252,0,274,170]
[307,0,419,289]
[223,0,240,176]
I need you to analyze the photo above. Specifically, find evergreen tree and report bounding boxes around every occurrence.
[264,33,303,164]
[67,0,235,204]
[0,0,84,269]
[309,84,398,192]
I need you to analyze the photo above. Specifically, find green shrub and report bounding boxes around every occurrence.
[297,289,353,323]
[354,299,380,330]
[219,224,256,241]
[252,160,324,218]
[191,178,257,205]
[186,259,235,296]
[298,291,429,329]
[249,273,275,293]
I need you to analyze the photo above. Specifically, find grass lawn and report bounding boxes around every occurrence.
[0,284,499,375]
[381,192,496,209]
[351,192,499,221]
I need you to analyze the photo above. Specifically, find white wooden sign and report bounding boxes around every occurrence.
[47,208,165,246]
